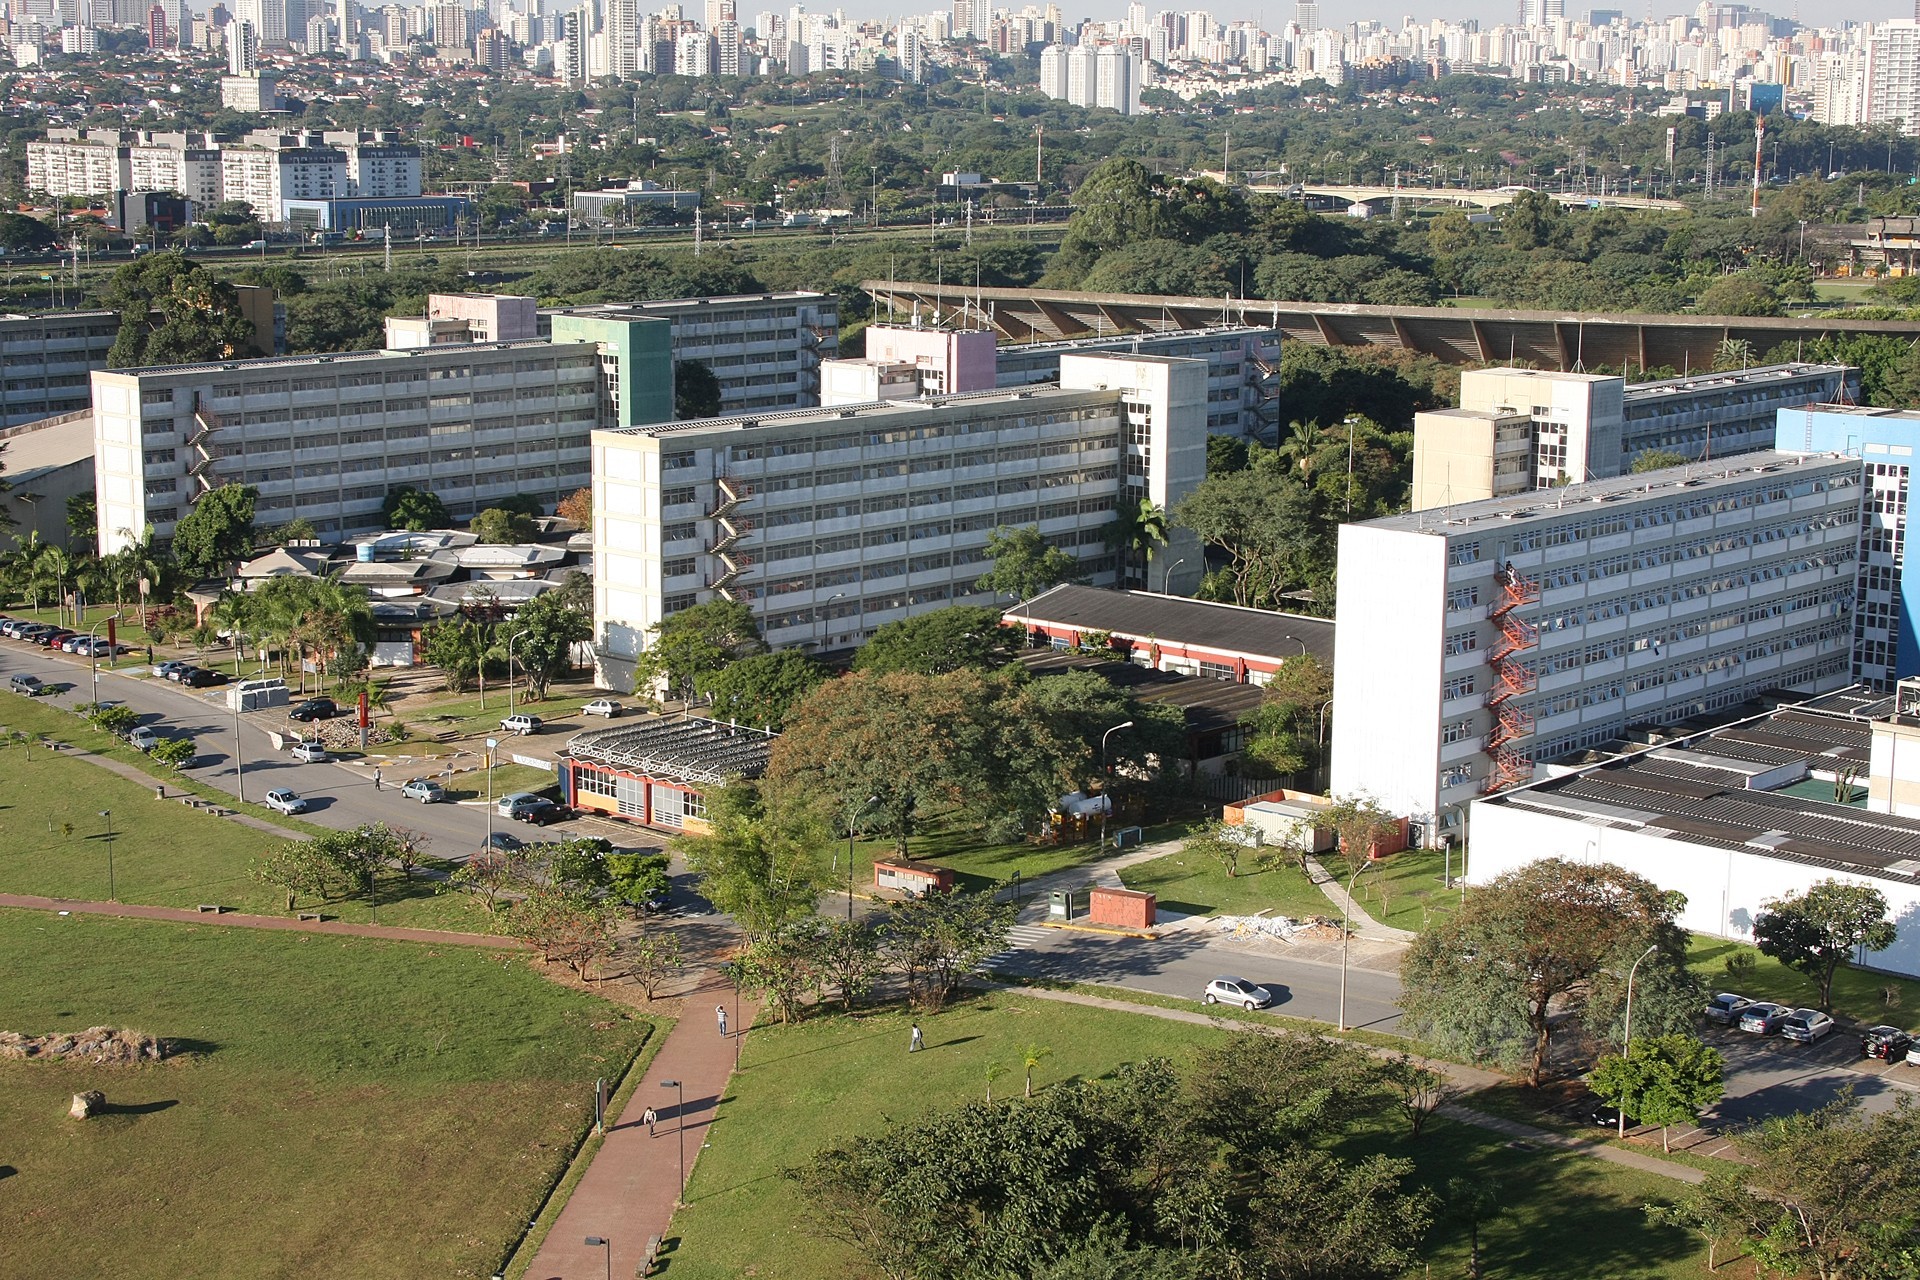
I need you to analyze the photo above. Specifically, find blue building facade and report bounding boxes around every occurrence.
[1778,404,1916,686]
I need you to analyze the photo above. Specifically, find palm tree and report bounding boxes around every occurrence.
[35,544,72,627]
[209,591,254,677]
[1103,496,1168,589]
[1277,420,1322,475]
[1020,1043,1052,1098]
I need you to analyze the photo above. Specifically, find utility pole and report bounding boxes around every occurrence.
[1034,123,1043,190]
[383,222,391,272]
[1751,114,1765,219]
[693,206,702,256]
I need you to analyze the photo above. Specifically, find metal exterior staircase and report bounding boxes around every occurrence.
[706,477,755,600]
[1482,569,1541,793]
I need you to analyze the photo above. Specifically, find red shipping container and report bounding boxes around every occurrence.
[1087,886,1155,930]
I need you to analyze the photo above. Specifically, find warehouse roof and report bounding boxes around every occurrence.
[1011,585,1335,670]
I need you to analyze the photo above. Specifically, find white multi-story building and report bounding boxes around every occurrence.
[233,0,285,44]
[1331,451,1863,846]
[590,352,1208,689]
[1038,41,1067,95]
[227,15,258,69]
[0,309,121,430]
[674,27,711,73]
[1868,19,1920,136]
[1094,44,1141,113]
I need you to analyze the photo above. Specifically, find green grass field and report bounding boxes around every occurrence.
[840,817,1202,898]
[1117,847,1333,919]
[0,695,488,930]
[0,908,653,1279]
[662,993,1713,1280]
[1359,846,1466,932]
[1688,934,1920,1024]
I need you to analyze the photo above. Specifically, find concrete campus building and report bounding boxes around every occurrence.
[0,310,121,430]
[590,353,1209,691]
[1410,363,1859,511]
[1471,690,1920,980]
[1331,450,1865,848]
[90,312,671,555]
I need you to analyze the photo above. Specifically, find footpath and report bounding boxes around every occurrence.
[526,971,762,1280]
[0,893,519,948]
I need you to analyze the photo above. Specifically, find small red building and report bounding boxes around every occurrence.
[873,859,955,897]
[1087,886,1156,930]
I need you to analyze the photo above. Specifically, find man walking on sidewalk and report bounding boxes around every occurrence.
[716,1004,728,1038]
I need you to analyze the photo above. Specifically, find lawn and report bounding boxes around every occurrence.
[1117,847,1333,919]
[398,675,609,741]
[842,817,1203,897]
[662,993,1714,1280]
[1357,845,1465,933]
[0,908,654,1279]
[0,699,488,931]
[1688,934,1920,1024]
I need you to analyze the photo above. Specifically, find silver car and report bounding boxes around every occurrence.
[1738,1002,1790,1035]
[1203,976,1276,1010]
[1705,992,1755,1025]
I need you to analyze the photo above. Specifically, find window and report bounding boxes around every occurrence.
[1442,674,1477,701]
[1447,541,1481,567]
[1442,719,1475,744]
[1444,630,1479,657]
[1447,586,1480,612]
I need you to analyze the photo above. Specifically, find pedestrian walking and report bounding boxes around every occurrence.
[909,1023,924,1053]
[716,1004,728,1038]
[373,767,383,791]
[642,1105,658,1136]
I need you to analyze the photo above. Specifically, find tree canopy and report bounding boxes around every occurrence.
[635,598,766,696]
[852,605,1009,676]
[1752,878,1898,1008]
[382,485,450,531]
[169,483,257,580]
[101,253,263,368]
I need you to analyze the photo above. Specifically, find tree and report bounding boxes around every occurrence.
[170,483,257,579]
[469,507,535,544]
[1590,1034,1725,1153]
[809,917,885,1011]
[1250,1151,1433,1280]
[452,842,533,910]
[1175,467,1324,610]
[976,525,1080,602]
[150,736,195,769]
[0,211,55,253]
[1631,448,1691,473]
[734,927,818,1023]
[247,840,332,911]
[1500,188,1565,251]
[634,598,765,697]
[1653,1096,1920,1280]
[1020,1042,1053,1098]
[87,703,138,736]
[675,781,828,944]
[1103,497,1169,588]
[621,925,686,999]
[1752,879,1898,1008]
[102,254,263,367]
[1183,819,1253,879]
[556,486,593,525]
[675,358,724,418]
[506,884,619,978]
[1696,273,1784,317]
[421,618,487,693]
[64,494,94,555]
[606,851,671,910]
[381,485,450,531]
[1381,1055,1458,1141]
[1400,859,1699,1086]
[696,648,826,730]
[1024,668,1188,794]
[1444,1176,1505,1280]
[1240,655,1333,782]
[852,605,1008,676]
[511,587,592,700]
[540,835,613,899]
[879,886,1016,1011]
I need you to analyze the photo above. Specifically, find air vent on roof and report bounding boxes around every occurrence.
[1501,508,1537,520]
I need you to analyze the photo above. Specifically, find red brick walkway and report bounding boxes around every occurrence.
[0,893,520,948]
[527,970,761,1280]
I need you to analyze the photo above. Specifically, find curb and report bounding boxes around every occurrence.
[1038,919,1159,940]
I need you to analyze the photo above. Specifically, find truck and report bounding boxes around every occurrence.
[781,211,820,228]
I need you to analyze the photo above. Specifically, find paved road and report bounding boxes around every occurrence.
[0,641,632,864]
[1705,1021,1920,1122]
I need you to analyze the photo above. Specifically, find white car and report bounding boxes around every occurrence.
[127,726,159,752]
[498,714,542,735]
[1203,976,1276,1011]
[290,741,329,763]
[581,698,623,718]
[263,788,309,815]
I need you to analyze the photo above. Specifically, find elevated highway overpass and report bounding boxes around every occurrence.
[1192,174,1689,213]
[862,282,1920,374]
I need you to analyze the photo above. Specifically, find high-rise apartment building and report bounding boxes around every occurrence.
[590,353,1207,689]
[1867,19,1920,136]
[1094,44,1141,113]
[226,16,258,69]
[1038,41,1066,95]
[233,0,285,44]
[1331,452,1862,845]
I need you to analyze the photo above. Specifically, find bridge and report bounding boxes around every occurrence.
[1192,173,1689,213]
[860,282,1920,373]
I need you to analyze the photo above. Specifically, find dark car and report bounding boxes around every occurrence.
[1862,1025,1915,1061]
[164,663,195,682]
[182,668,229,687]
[34,630,74,648]
[289,697,340,722]
[498,792,567,825]
[1585,1095,1637,1128]
[481,830,525,854]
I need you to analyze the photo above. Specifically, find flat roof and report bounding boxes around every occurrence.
[598,383,1115,441]
[1012,584,1335,669]
[549,291,831,319]
[1361,448,1853,535]
[1790,402,1920,421]
[1015,650,1268,735]
[1486,699,1920,887]
[92,337,565,379]
[1624,362,1852,402]
[0,411,93,476]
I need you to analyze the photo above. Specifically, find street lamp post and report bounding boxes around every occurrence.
[1161,557,1185,595]
[660,1078,687,1203]
[583,1236,611,1280]
[1618,942,1660,1139]
[484,736,499,852]
[1282,635,1308,658]
[99,809,114,901]
[506,628,530,717]
[1337,853,1368,1032]
[232,695,246,804]
[87,610,121,706]
[1098,720,1135,853]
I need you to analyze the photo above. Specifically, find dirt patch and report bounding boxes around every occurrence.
[0,1026,174,1064]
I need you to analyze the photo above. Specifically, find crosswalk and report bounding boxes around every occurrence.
[982,924,1058,972]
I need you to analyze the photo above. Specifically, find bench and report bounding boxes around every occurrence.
[196,904,227,914]
[297,912,326,922]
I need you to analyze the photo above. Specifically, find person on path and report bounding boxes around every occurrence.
[909,1023,924,1052]
[642,1106,658,1136]
[716,1004,728,1038]
[373,767,383,791]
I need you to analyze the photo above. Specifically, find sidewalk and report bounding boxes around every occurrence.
[1303,853,1418,944]
[0,892,519,947]
[526,971,762,1280]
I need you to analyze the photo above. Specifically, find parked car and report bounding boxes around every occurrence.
[1586,1095,1637,1128]
[9,673,45,696]
[1862,1025,1915,1061]
[263,788,309,815]
[1738,1002,1792,1035]
[482,830,525,854]
[182,668,229,687]
[1202,976,1276,1010]
[581,698,623,718]
[498,792,564,824]
[127,725,159,752]
[400,778,447,804]
[498,713,542,735]
[58,635,87,653]
[288,697,340,722]
[1705,992,1756,1025]
[290,740,329,763]
[152,660,191,679]
[164,663,195,681]
[35,630,74,648]
[1780,1009,1837,1044]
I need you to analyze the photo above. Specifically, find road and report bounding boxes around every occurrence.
[0,639,620,863]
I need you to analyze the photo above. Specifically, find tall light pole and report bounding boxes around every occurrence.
[87,610,121,705]
[99,809,115,901]
[583,1236,611,1280]
[660,1078,687,1204]
[484,736,499,852]
[1337,852,1368,1032]
[1099,720,1134,852]
[506,628,530,717]
[232,695,246,804]
[1618,942,1660,1139]
[1161,557,1185,595]
[1282,635,1308,658]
